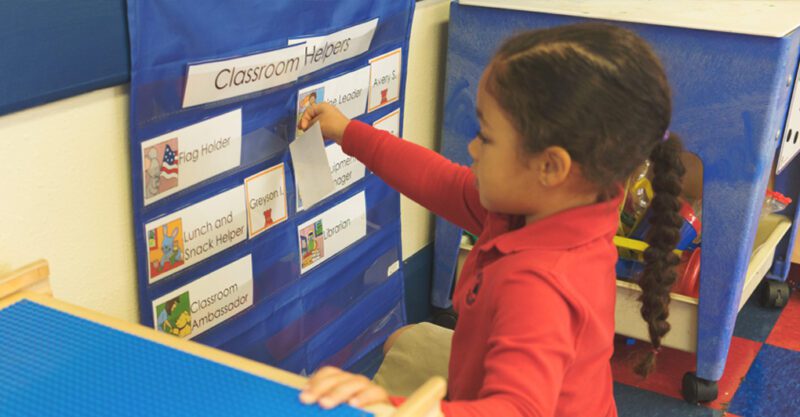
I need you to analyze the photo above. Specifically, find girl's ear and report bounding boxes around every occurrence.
[535,146,572,187]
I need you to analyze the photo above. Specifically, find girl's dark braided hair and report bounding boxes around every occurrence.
[487,23,686,376]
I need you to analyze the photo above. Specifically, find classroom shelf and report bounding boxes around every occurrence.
[454,213,792,353]
[615,214,792,353]
[435,1,800,403]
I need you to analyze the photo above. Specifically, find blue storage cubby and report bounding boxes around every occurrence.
[433,1,800,403]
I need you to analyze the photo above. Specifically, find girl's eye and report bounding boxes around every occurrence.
[476,131,490,143]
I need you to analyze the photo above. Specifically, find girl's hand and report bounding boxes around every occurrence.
[298,102,350,145]
[299,366,390,409]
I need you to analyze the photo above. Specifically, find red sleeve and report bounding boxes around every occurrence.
[390,396,447,415]
[442,272,581,417]
[341,120,487,236]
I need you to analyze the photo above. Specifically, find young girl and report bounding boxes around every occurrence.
[297,23,685,417]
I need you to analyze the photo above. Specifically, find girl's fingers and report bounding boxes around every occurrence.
[299,367,351,404]
[316,374,374,409]
[298,104,319,130]
[348,384,389,408]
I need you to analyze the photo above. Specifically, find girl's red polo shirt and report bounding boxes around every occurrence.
[342,121,619,417]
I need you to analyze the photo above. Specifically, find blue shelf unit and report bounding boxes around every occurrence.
[432,2,800,392]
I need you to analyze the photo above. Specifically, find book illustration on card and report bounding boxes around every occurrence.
[296,87,325,137]
[148,218,185,278]
[155,291,193,338]
[143,138,179,199]
[300,220,325,268]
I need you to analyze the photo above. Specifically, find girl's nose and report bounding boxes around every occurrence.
[468,137,479,161]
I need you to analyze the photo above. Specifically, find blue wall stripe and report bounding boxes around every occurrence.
[0,0,130,116]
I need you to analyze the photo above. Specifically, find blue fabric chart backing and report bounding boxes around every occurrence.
[127,1,415,375]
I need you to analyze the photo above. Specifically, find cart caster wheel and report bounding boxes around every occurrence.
[760,280,791,308]
[432,307,457,330]
[681,372,718,404]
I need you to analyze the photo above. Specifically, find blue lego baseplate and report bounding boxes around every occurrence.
[0,300,372,417]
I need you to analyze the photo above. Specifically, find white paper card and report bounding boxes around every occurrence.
[289,19,378,76]
[298,192,367,274]
[372,108,401,136]
[290,123,335,209]
[152,255,253,339]
[368,48,402,112]
[145,186,248,283]
[297,143,366,211]
[296,67,371,136]
[183,44,306,107]
[141,109,242,205]
[245,163,289,238]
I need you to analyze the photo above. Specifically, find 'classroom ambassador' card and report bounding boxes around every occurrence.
[298,191,367,274]
[151,255,253,339]
[141,109,242,205]
[145,186,247,283]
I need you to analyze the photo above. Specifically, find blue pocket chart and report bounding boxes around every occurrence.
[127,0,415,373]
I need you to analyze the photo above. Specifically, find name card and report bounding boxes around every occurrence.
[372,108,401,136]
[368,48,402,112]
[245,163,289,238]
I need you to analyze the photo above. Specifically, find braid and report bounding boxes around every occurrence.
[634,132,686,377]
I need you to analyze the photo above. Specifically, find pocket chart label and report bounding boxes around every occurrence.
[183,44,306,107]
[289,19,378,76]
[297,143,366,211]
[297,66,371,128]
[152,255,254,339]
[145,185,247,283]
[298,191,367,274]
[141,109,242,205]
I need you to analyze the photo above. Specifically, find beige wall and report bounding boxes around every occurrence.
[0,86,138,321]
[794,229,800,263]
[0,0,451,322]
[399,0,450,258]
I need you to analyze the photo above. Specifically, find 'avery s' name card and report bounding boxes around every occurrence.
[289,19,378,76]
[368,48,402,112]
[141,109,242,205]
[145,186,248,283]
[290,122,335,209]
[152,255,254,339]
[298,192,367,274]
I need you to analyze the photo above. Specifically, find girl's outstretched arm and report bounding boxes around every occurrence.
[299,103,487,235]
